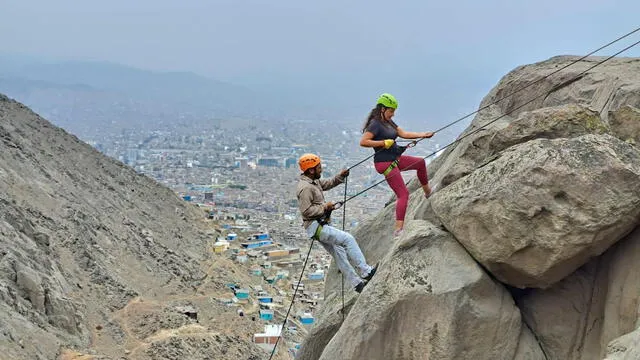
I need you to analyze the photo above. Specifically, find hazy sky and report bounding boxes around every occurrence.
[1,1,639,125]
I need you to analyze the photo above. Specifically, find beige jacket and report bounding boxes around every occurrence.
[296,173,345,229]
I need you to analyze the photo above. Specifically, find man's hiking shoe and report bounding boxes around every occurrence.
[354,281,367,293]
[363,263,378,282]
[393,228,404,238]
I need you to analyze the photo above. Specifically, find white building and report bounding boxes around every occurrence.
[253,324,283,352]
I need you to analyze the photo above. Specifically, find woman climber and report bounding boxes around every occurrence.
[359,93,435,237]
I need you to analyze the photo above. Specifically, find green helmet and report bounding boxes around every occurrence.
[377,93,398,109]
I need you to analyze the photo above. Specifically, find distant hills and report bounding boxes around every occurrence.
[0,53,478,143]
[0,55,324,137]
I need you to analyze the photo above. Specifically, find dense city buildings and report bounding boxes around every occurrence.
[85,117,447,236]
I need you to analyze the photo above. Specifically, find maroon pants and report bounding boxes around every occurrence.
[374,155,429,221]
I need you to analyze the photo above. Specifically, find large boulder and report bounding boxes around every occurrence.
[305,221,522,360]
[431,134,640,288]
[515,226,640,360]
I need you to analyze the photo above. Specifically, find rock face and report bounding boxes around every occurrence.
[515,226,640,360]
[431,134,640,288]
[301,56,640,360]
[318,222,522,360]
[425,57,640,290]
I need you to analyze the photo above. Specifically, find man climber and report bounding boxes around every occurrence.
[296,153,378,293]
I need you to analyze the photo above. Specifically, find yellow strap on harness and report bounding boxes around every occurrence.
[383,160,399,177]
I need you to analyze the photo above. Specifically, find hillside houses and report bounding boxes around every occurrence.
[208,227,330,354]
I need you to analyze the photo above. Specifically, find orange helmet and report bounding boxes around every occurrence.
[298,153,321,172]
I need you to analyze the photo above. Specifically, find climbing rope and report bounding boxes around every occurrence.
[339,36,640,206]
[345,26,640,172]
[340,177,347,321]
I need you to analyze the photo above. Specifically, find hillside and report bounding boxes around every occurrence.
[0,93,286,359]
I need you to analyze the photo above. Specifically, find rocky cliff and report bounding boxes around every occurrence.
[299,56,640,360]
[0,94,271,359]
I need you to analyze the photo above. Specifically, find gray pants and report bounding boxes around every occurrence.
[306,222,372,287]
